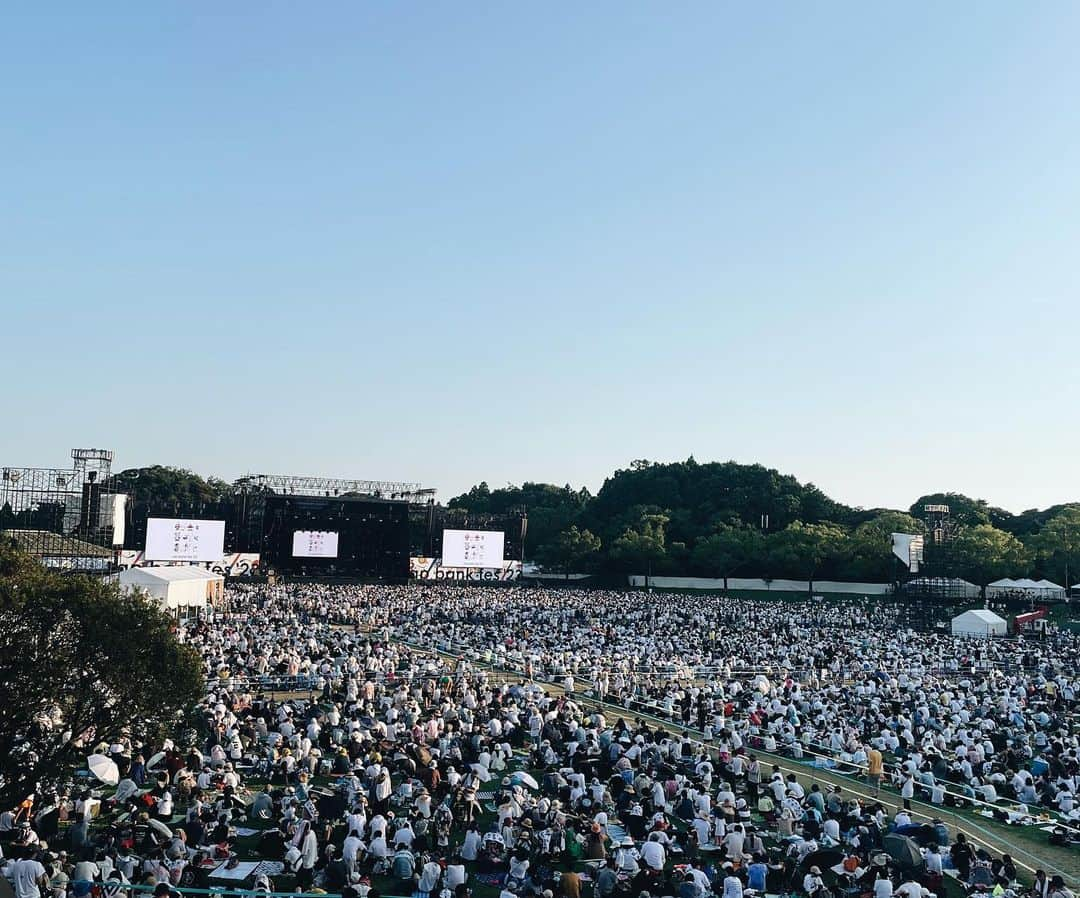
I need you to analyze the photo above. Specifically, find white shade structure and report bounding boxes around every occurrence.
[951,608,1008,638]
[87,753,119,786]
[117,565,223,615]
[988,578,1066,599]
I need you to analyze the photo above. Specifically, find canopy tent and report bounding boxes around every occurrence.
[117,565,224,615]
[951,608,1008,638]
[906,577,981,599]
[988,577,1066,599]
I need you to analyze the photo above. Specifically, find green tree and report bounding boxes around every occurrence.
[951,524,1028,595]
[537,526,601,578]
[584,458,855,549]
[764,521,848,593]
[0,544,203,809]
[447,482,591,558]
[909,492,1013,530]
[1025,506,1080,590]
[447,481,493,512]
[110,466,232,512]
[610,512,669,587]
[691,525,764,588]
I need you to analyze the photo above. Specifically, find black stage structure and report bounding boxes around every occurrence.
[410,504,527,562]
[233,474,435,581]
[897,504,970,626]
[259,493,410,580]
[39,461,527,582]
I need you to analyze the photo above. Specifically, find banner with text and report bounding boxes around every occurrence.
[410,556,521,582]
[119,550,261,578]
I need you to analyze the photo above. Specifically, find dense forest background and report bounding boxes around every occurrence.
[4,458,1075,588]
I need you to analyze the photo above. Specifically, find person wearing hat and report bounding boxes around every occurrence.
[1050,877,1075,898]
[585,822,608,861]
[614,837,640,876]
[803,866,827,898]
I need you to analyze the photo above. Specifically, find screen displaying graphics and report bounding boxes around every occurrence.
[145,518,226,562]
[442,529,506,568]
[292,530,340,558]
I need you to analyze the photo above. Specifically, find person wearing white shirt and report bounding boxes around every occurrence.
[803,867,826,898]
[393,822,415,849]
[640,834,666,872]
[460,825,482,862]
[343,830,365,876]
[822,818,840,843]
[895,879,921,898]
[368,831,388,861]
[11,856,48,898]
[722,872,743,898]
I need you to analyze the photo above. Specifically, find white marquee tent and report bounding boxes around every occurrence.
[118,566,223,616]
[987,578,1066,599]
[951,608,1008,638]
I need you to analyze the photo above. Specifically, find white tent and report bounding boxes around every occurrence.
[951,608,1008,638]
[1035,579,1067,598]
[988,577,1066,599]
[118,566,224,615]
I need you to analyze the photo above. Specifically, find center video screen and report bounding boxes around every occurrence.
[292,530,340,558]
[442,528,505,567]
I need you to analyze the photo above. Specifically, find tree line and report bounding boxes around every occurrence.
[447,458,1080,590]
[8,459,1074,591]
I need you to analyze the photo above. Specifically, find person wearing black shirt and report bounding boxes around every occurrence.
[951,833,974,883]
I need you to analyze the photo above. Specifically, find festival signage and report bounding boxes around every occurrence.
[119,550,261,577]
[410,556,521,582]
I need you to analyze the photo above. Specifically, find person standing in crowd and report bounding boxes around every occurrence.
[10,849,48,898]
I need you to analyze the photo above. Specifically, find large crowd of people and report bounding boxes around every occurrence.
[3,583,1079,898]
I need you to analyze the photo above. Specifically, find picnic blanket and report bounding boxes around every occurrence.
[605,823,628,843]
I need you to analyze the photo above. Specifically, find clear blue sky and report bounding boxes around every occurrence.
[3,3,1079,513]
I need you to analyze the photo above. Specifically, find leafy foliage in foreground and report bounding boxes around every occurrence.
[0,543,203,809]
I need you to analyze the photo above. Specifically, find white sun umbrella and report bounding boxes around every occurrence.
[114,779,139,802]
[470,763,493,782]
[149,818,174,838]
[146,751,166,770]
[87,754,120,787]
[510,772,539,790]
